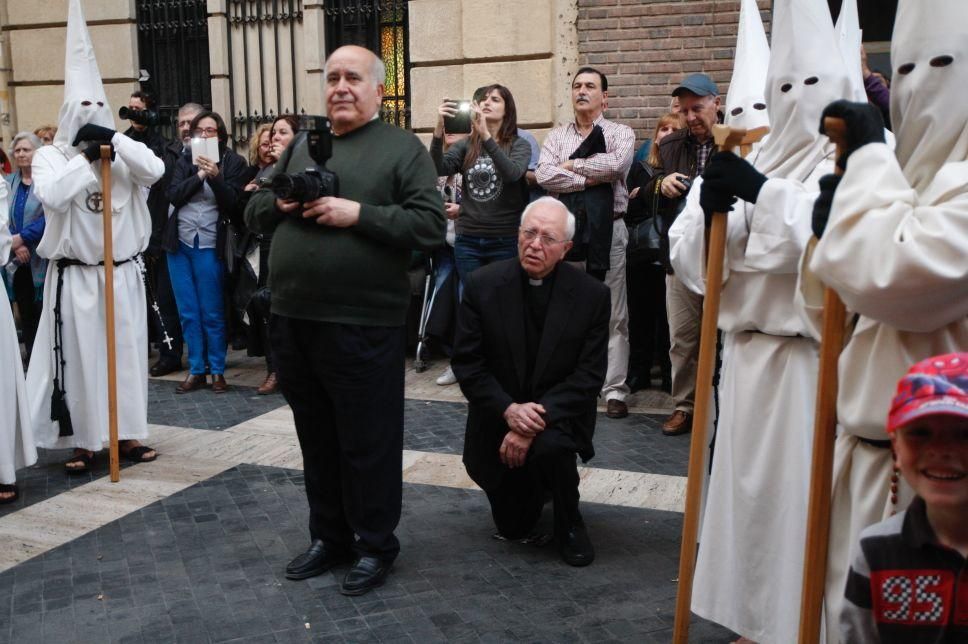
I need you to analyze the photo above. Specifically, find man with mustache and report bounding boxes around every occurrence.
[536,67,635,421]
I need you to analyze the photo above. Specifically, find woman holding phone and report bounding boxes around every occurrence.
[430,85,532,283]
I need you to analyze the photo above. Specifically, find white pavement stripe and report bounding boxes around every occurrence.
[0,415,685,574]
[0,455,230,574]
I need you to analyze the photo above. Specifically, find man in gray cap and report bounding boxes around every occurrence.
[644,73,721,436]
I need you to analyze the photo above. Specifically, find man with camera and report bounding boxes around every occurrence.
[245,45,445,596]
[647,73,722,437]
[536,67,635,420]
[121,91,166,159]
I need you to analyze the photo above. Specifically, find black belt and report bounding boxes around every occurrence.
[56,256,136,269]
[856,436,892,449]
[612,212,625,221]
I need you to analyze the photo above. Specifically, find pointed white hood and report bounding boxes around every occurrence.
[55,0,115,156]
[725,0,770,131]
[891,0,968,192]
[835,0,867,103]
[753,0,853,180]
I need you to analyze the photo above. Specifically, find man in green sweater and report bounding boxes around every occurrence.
[245,45,445,596]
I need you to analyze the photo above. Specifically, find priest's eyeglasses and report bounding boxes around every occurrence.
[519,227,566,247]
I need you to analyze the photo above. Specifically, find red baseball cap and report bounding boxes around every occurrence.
[887,352,968,433]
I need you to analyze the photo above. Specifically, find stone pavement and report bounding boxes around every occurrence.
[0,350,737,643]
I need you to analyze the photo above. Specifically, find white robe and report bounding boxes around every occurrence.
[0,182,37,485]
[669,157,831,643]
[799,142,968,644]
[26,133,164,451]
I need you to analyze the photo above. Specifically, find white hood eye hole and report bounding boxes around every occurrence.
[731,107,744,116]
[753,102,766,110]
[97,101,104,107]
[929,55,953,68]
[780,83,793,93]
[898,63,916,75]
[81,100,92,106]
[804,76,819,85]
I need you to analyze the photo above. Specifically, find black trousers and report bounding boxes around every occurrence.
[12,264,41,356]
[484,427,581,542]
[627,260,671,381]
[147,253,184,360]
[271,314,405,561]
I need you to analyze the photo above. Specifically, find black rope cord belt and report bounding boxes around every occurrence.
[49,255,137,437]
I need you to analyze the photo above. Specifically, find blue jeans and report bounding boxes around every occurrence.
[167,240,227,375]
[453,234,518,284]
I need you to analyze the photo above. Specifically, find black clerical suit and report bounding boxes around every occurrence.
[453,258,609,541]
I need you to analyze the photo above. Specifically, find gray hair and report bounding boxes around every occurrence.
[178,102,205,117]
[323,47,386,88]
[520,196,576,241]
[10,131,42,154]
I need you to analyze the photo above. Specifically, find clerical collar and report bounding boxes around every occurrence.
[528,278,544,286]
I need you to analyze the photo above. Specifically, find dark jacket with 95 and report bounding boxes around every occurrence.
[452,259,609,491]
[244,118,446,327]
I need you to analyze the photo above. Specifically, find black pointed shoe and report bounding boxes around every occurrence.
[340,556,392,596]
[285,539,353,580]
[560,521,595,567]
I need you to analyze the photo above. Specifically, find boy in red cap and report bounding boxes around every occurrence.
[841,353,968,642]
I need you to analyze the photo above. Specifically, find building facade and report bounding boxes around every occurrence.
[0,1,895,151]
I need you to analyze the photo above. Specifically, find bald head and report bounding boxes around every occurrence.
[324,46,386,134]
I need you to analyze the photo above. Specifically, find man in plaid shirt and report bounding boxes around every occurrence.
[536,67,635,419]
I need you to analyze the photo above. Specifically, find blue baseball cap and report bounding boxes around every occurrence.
[672,73,719,98]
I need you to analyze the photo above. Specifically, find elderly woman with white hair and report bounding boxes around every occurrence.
[3,131,47,360]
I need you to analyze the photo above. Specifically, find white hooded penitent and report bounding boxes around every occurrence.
[724,0,770,130]
[754,0,852,180]
[56,0,115,155]
[835,0,868,103]
[891,0,968,191]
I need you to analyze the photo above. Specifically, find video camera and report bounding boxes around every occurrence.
[270,114,339,204]
[118,106,160,127]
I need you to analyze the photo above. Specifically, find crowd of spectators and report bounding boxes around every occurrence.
[4,61,894,425]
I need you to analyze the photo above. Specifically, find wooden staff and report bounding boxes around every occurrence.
[797,117,849,643]
[672,124,769,643]
[100,144,120,483]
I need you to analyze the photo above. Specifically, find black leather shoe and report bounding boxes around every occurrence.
[560,521,595,567]
[150,358,181,377]
[340,556,392,596]
[285,539,353,580]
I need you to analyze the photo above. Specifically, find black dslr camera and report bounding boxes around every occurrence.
[270,115,339,204]
[118,106,160,127]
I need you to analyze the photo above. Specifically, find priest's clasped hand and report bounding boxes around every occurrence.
[503,402,546,438]
[819,100,885,170]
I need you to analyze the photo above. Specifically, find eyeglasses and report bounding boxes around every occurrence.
[193,127,218,136]
[519,227,566,247]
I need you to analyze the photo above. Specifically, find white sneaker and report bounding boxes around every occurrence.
[436,365,457,386]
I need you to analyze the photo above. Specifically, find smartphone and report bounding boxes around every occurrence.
[443,100,472,134]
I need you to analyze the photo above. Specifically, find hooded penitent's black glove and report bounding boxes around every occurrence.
[699,179,736,228]
[81,141,115,163]
[819,100,885,170]
[72,123,116,147]
[811,173,842,239]
[703,151,768,203]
